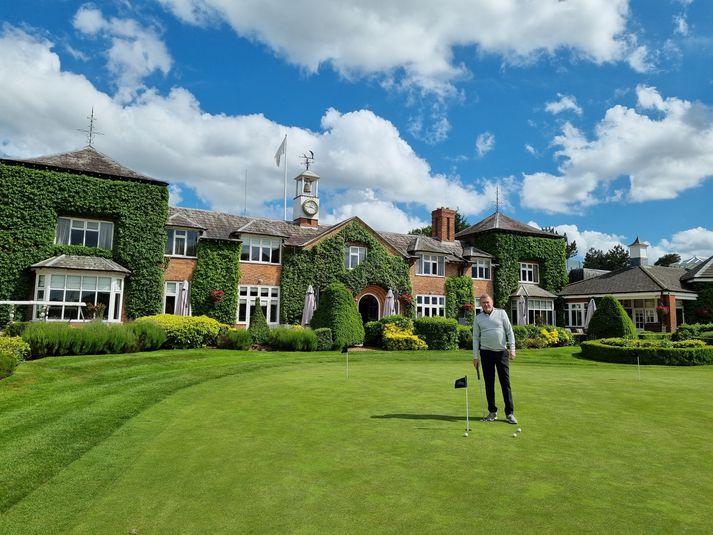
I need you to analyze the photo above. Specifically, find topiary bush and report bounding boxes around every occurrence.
[310,282,365,349]
[268,326,318,351]
[137,314,225,349]
[587,295,637,340]
[414,317,458,350]
[382,323,427,351]
[314,328,333,351]
[580,339,713,365]
[216,328,253,350]
[457,324,472,349]
[248,298,270,345]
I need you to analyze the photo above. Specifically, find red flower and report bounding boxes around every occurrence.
[462,303,475,311]
[210,289,225,303]
[400,293,413,305]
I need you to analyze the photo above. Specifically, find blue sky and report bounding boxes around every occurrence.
[1,0,712,262]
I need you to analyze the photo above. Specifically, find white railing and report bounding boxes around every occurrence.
[0,301,88,322]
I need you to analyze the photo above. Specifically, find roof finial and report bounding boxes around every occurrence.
[78,107,103,147]
[300,150,315,170]
[495,184,500,213]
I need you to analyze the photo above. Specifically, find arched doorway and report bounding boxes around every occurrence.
[358,294,380,324]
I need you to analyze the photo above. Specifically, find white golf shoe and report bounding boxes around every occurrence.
[482,412,497,422]
[506,414,518,425]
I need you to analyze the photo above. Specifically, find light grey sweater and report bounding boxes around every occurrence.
[473,308,516,355]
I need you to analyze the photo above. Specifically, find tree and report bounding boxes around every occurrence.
[654,253,681,267]
[310,282,365,348]
[587,295,637,340]
[583,245,630,270]
[248,297,270,345]
[409,210,470,235]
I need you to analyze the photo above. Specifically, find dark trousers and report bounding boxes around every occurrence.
[480,349,514,415]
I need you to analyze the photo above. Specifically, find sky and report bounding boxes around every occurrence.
[1,0,712,263]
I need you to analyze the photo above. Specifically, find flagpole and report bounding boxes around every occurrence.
[283,134,288,221]
[466,377,470,432]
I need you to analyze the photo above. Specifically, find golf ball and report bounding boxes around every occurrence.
[517,428,522,433]
[463,432,469,437]
[512,433,517,438]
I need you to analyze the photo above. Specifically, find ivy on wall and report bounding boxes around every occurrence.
[470,232,568,310]
[190,239,242,325]
[445,275,475,324]
[280,222,413,324]
[0,163,168,323]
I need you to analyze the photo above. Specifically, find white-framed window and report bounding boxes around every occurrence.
[345,246,367,270]
[164,282,180,314]
[620,299,658,329]
[165,229,199,257]
[240,236,281,264]
[33,270,124,322]
[237,285,280,325]
[528,299,554,325]
[566,303,585,327]
[416,294,445,318]
[417,254,445,276]
[56,217,114,250]
[475,297,482,315]
[520,262,540,283]
[471,259,491,280]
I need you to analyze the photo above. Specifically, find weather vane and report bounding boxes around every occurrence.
[300,150,315,170]
[495,184,500,213]
[78,107,103,147]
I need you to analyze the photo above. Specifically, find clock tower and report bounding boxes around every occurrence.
[292,168,320,227]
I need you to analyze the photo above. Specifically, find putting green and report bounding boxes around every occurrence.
[2,353,712,533]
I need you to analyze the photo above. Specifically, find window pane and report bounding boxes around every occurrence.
[185,231,198,257]
[241,247,250,261]
[49,289,64,301]
[238,302,247,322]
[175,236,186,255]
[240,287,248,296]
[96,293,110,318]
[71,220,84,229]
[84,228,98,248]
[260,288,269,296]
[56,218,71,245]
[86,221,99,230]
[270,303,278,323]
[65,290,80,302]
[98,277,111,291]
[165,229,174,255]
[66,276,81,289]
[81,291,96,304]
[251,244,260,261]
[261,245,271,262]
[70,228,84,245]
[50,275,65,289]
[166,282,178,294]
[165,295,176,314]
[82,276,97,290]
[99,222,113,249]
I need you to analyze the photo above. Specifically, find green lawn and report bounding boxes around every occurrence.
[1,348,712,534]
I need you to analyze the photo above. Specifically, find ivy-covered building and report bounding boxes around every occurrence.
[2,146,571,327]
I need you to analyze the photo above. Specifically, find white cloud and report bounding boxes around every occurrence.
[626,45,654,73]
[157,0,633,94]
[524,144,538,156]
[522,85,713,213]
[72,6,172,100]
[475,132,495,157]
[551,224,625,257]
[168,184,183,206]
[321,190,428,233]
[655,227,713,260]
[673,14,689,36]
[545,93,583,115]
[0,27,493,224]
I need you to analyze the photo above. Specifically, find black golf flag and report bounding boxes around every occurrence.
[454,376,467,389]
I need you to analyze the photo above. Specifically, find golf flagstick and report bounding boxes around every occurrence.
[637,355,640,381]
[342,346,348,380]
[476,365,486,420]
[465,377,471,432]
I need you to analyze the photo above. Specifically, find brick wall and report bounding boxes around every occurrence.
[431,207,456,241]
[240,262,282,286]
[411,261,460,295]
[164,258,197,281]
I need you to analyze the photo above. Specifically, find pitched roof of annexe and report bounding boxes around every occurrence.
[31,255,130,274]
[1,146,168,185]
[560,265,697,297]
[455,211,562,239]
[680,254,713,282]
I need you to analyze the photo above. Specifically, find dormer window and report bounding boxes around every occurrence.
[520,262,539,283]
[345,246,367,270]
[56,217,114,250]
[471,259,491,280]
[418,254,445,276]
[240,236,281,264]
[165,229,199,257]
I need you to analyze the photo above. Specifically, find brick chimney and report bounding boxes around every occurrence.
[431,207,456,241]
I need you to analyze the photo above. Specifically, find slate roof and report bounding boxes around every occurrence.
[31,255,130,274]
[511,284,558,299]
[2,146,167,185]
[456,211,561,239]
[167,212,205,230]
[560,265,696,297]
[568,268,610,283]
[681,255,713,282]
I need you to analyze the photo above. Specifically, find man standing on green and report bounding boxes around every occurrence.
[473,293,517,424]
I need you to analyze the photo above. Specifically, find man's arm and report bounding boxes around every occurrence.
[472,315,480,368]
[502,309,516,359]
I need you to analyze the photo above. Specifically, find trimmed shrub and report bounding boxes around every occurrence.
[248,298,270,345]
[0,336,31,362]
[382,323,427,351]
[137,314,225,349]
[380,315,414,331]
[580,339,713,365]
[314,328,333,351]
[310,282,365,349]
[268,327,318,351]
[457,324,472,349]
[3,321,31,337]
[0,350,17,379]
[587,295,637,340]
[674,323,713,341]
[364,321,383,347]
[125,321,167,351]
[217,328,253,350]
[639,331,673,341]
[414,317,458,350]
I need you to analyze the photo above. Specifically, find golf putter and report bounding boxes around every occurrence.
[476,365,486,420]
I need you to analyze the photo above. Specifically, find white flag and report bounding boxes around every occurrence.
[274,135,286,167]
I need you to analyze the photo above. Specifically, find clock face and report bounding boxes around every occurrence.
[303,199,319,216]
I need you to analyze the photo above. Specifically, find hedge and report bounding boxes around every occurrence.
[587,295,637,340]
[457,324,472,349]
[0,336,31,362]
[512,324,574,348]
[580,339,713,366]
[268,327,318,351]
[414,317,458,350]
[216,328,253,350]
[364,321,383,347]
[21,321,166,358]
[137,314,225,349]
[382,323,427,351]
[674,323,713,341]
[314,328,333,351]
[0,350,17,379]
[310,282,364,349]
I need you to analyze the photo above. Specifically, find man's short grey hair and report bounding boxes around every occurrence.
[479,293,493,301]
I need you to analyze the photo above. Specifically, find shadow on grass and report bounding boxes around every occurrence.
[371,414,468,422]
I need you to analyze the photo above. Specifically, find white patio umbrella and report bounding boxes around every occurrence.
[384,289,396,317]
[301,285,316,326]
[178,280,191,316]
[518,295,528,325]
[583,298,597,328]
